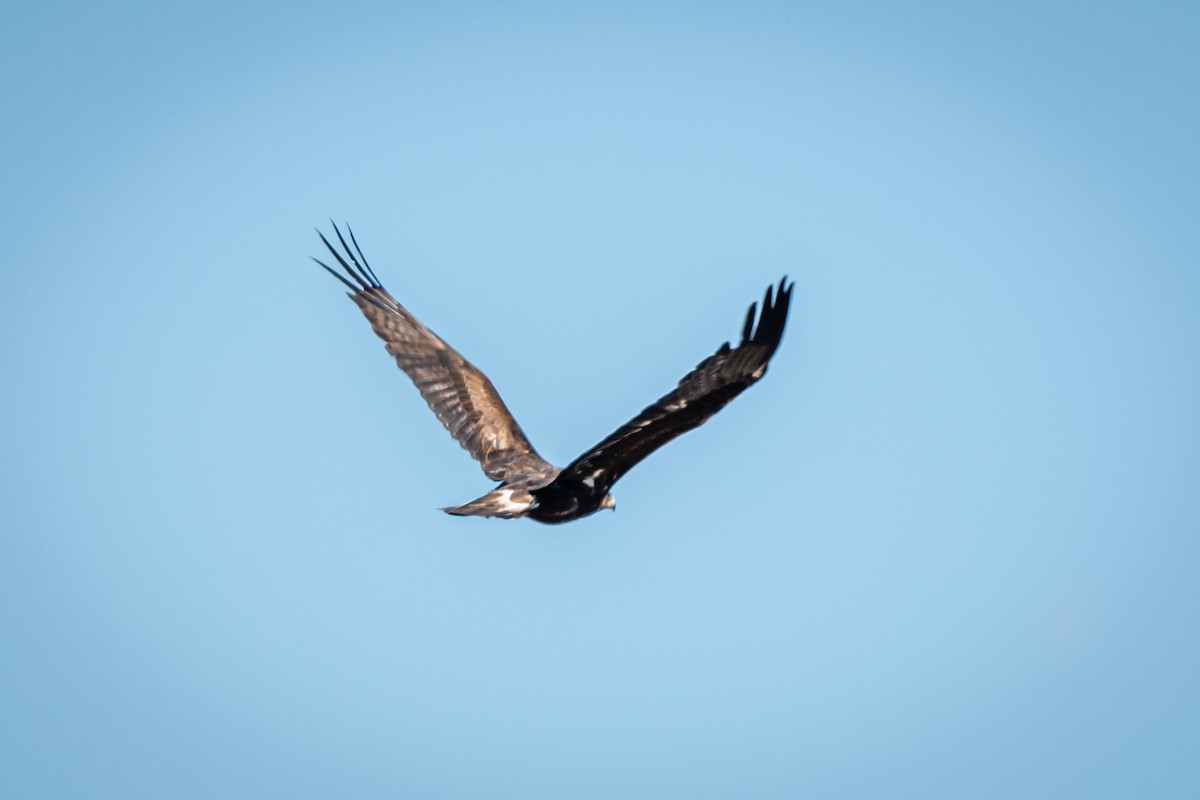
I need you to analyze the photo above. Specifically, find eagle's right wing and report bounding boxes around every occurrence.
[557,278,793,492]
[315,224,557,484]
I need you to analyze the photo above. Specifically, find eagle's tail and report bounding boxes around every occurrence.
[441,487,536,519]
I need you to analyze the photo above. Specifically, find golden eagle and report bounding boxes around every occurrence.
[314,224,793,524]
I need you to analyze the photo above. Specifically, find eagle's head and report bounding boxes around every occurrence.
[600,494,616,512]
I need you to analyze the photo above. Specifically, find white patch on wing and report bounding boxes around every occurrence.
[751,364,766,379]
[582,476,595,488]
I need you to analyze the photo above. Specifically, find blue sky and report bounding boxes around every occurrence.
[3,1,1198,797]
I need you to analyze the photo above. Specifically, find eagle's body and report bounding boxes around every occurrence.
[314,224,793,524]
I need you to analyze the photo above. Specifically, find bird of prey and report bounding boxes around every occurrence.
[314,224,794,524]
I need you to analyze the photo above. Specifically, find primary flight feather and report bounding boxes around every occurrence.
[313,224,793,524]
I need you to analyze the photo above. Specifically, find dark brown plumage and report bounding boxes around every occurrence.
[314,224,793,523]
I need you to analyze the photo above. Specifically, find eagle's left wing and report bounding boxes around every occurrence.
[314,224,557,485]
[556,277,793,492]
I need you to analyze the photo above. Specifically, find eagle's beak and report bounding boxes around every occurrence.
[602,494,616,511]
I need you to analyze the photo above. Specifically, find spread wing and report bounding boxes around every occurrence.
[314,224,557,484]
[557,278,793,492]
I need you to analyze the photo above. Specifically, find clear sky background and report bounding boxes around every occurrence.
[3,1,1198,797]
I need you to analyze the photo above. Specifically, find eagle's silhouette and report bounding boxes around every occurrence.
[314,224,793,524]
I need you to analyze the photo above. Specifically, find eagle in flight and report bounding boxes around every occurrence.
[314,224,794,524]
